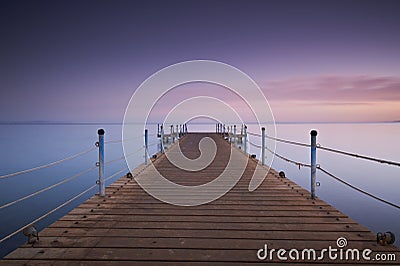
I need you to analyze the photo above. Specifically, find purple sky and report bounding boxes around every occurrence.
[1,0,399,123]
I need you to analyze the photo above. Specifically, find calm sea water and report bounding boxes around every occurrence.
[245,123,400,249]
[0,123,399,258]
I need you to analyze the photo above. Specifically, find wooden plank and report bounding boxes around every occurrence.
[5,247,399,264]
[48,220,371,232]
[59,214,356,224]
[20,236,385,250]
[67,208,347,217]
[38,227,376,241]
[73,204,339,212]
[2,133,399,265]
[82,199,332,206]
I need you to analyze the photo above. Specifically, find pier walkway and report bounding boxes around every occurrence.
[2,133,399,264]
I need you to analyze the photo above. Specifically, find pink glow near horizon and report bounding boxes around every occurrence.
[1,1,399,123]
[263,75,400,122]
[146,74,400,123]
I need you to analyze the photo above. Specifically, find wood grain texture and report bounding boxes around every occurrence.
[2,133,399,265]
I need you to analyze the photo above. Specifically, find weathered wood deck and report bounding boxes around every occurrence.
[2,133,399,265]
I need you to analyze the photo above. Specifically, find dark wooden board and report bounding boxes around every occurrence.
[3,133,399,265]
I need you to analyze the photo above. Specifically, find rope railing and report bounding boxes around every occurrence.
[0,140,147,212]
[317,166,400,210]
[104,155,126,166]
[247,131,261,137]
[249,141,262,149]
[246,127,400,210]
[0,184,98,244]
[247,130,400,167]
[0,166,129,244]
[266,135,309,148]
[105,135,146,144]
[0,146,97,179]
[104,167,130,183]
[0,166,98,210]
[265,145,311,169]
[5,123,396,245]
[0,126,174,244]
[248,130,309,167]
[317,145,400,167]
[0,134,148,180]
[0,141,137,211]
[104,147,143,166]
[263,143,399,209]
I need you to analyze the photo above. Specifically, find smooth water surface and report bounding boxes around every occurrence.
[248,123,400,248]
[0,123,399,258]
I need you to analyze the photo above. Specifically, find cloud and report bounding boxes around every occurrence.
[296,102,373,106]
[262,75,400,102]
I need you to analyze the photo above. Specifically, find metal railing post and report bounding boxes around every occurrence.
[311,130,318,200]
[144,129,149,166]
[160,125,164,153]
[97,129,105,197]
[243,125,247,154]
[170,125,173,143]
[176,125,179,140]
[261,127,265,165]
[233,125,237,145]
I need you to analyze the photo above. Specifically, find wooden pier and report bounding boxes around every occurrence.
[2,133,399,265]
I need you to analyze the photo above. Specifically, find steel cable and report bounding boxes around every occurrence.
[264,146,311,169]
[266,135,310,147]
[0,166,129,244]
[247,131,261,137]
[247,131,309,147]
[105,134,146,144]
[0,149,139,210]
[0,183,97,243]
[104,147,142,166]
[263,145,399,209]
[247,131,400,167]
[248,141,262,149]
[317,166,400,209]
[317,145,400,167]
[0,146,96,179]
[0,166,98,210]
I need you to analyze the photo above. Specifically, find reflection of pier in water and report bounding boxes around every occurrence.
[2,130,399,264]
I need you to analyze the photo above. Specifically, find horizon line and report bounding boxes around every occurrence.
[0,120,399,126]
